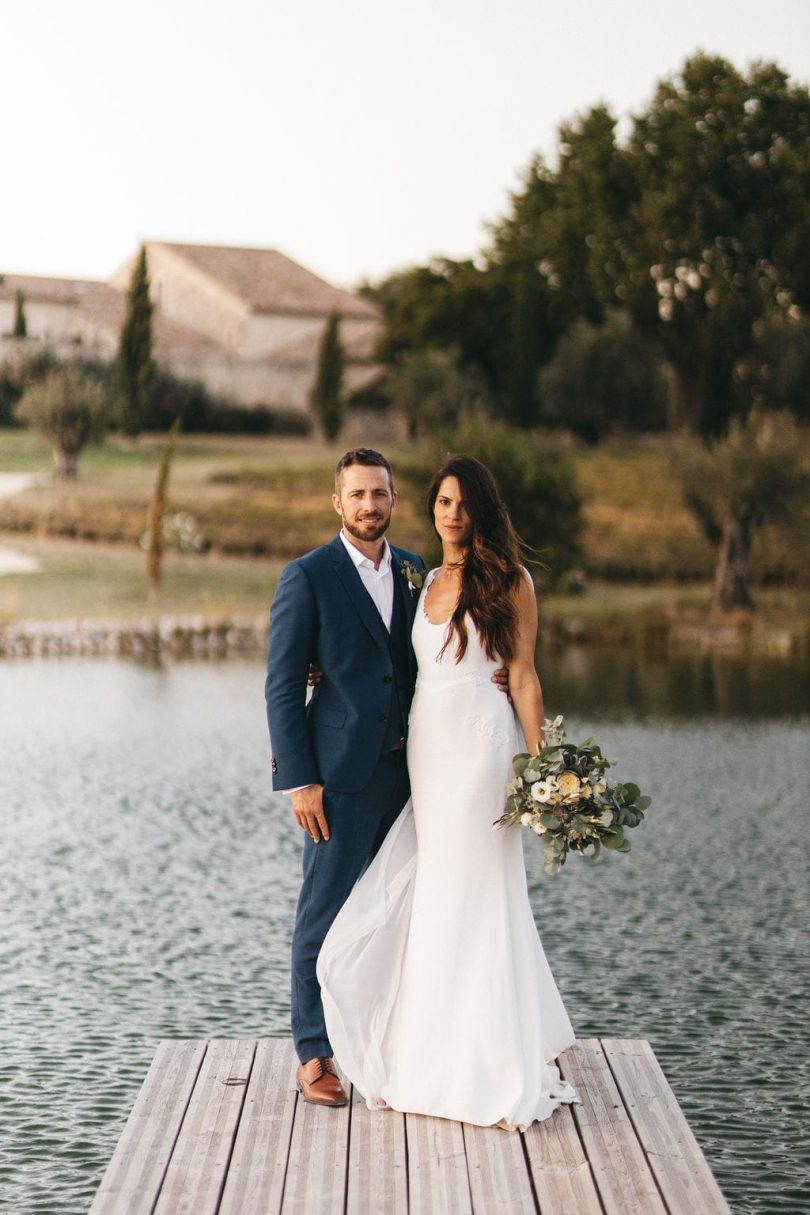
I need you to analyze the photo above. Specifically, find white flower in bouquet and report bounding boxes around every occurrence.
[532,821,547,834]
[520,812,533,827]
[531,779,557,803]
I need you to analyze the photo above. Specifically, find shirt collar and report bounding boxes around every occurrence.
[339,529,392,573]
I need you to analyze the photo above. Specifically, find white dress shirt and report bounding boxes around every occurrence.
[338,529,394,630]
[283,532,395,793]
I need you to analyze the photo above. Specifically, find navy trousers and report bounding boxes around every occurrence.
[291,748,410,1063]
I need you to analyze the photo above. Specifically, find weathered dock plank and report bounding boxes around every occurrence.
[279,1062,350,1213]
[218,1039,297,1215]
[90,1038,731,1214]
[561,1038,669,1215]
[346,1087,408,1215]
[522,1094,604,1215]
[406,1110,472,1214]
[602,1038,731,1215]
[463,1120,536,1214]
[153,1039,255,1215]
[89,1039,206,1215]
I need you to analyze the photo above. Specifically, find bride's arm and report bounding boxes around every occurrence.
[506,574,545,754]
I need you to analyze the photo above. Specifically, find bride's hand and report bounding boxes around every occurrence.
[491,665,511,700]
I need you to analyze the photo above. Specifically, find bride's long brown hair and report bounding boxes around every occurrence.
[426,455,523,663]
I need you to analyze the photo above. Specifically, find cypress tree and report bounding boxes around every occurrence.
[115,246,156,437]
[13,290,27,338]
[310,312,345,440]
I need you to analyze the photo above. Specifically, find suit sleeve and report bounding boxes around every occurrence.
[265,562,321,792]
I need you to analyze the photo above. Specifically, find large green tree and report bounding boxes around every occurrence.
[115,246,156,437]
[493,54,810,437]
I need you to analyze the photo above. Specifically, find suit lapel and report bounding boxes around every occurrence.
[329,535,390,654]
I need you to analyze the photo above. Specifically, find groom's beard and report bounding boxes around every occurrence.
[342,512,391,543]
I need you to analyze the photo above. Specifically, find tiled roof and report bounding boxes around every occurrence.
[0,273,226,356]
[0,273,117,307]
[148,242,379,320]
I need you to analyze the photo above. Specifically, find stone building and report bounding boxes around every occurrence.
[0,241,383,415]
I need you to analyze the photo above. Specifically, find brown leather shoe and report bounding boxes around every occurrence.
[295,1056,348,1107]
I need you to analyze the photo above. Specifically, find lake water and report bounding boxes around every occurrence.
[1,650,808,1214]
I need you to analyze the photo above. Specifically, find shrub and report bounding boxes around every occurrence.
[15,365,109,478]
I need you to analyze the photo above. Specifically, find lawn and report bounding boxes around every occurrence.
[1,429,808,626]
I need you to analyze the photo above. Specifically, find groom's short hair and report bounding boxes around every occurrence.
[335,448,394,492]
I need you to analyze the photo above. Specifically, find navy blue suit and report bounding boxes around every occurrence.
[265,534,425,1061]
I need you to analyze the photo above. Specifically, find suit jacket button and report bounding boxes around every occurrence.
[272,758,278,774]
[378,713,387,722]
[383,675,392,683]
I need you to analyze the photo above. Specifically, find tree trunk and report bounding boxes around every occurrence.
[663,362,701,434]
[53,446,78,479]
[714,516,754,610]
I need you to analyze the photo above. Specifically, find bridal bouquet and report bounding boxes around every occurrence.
[495,716,651,875]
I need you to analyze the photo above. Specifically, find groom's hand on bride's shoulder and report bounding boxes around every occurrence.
[291,784,330,843]
[492,665,511,701]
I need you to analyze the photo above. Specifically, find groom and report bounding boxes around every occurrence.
[265,448,425,1107]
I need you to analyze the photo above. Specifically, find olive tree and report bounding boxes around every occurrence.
[15,366,108,478]
[678,411,810,610]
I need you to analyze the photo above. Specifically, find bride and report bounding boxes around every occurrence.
[317,455,577,1129]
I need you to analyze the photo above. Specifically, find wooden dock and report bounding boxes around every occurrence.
[88,1038,731,1214]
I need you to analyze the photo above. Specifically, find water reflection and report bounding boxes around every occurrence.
[538,644,810,719]
[0,653,808,1215]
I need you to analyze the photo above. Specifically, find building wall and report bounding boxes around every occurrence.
[128,245,248,353]
[164,351,381,411]
[0,299,117,357]
[241,313,323,359]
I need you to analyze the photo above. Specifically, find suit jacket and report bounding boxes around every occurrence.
[265,535,426,794]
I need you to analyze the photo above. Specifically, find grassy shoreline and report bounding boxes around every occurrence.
[1,429,808,656]
[2,535,808,658]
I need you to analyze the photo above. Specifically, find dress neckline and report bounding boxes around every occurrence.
[422,568,454,627]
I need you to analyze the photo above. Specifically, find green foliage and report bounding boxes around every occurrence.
[420,411,584,582]
[734,312,810,421]
[373,53,810,440]
[310,312,345,440]
[678,410,810,608]
[388,348,493,439]
[15,365,109,478]
[13,290,27,338]
[367,259,518,398]
[115,246,156,437]
[497,715,650,875]
[538,310,668,440]
[508,266,545,428]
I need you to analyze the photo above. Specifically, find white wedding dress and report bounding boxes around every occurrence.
[317,571,577,1128]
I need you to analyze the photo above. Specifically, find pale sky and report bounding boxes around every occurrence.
[2,0,808,290]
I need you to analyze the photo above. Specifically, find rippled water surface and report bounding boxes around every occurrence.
[1,653,808,1214]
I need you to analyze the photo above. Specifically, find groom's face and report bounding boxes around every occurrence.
[333,464,397,543]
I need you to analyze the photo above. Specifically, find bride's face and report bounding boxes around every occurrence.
[433,476,472,546]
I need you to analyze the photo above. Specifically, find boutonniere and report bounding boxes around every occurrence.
[399,560,424,596]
